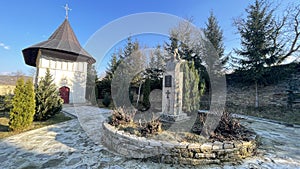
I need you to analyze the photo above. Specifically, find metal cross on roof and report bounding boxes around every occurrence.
[64,4,71,19]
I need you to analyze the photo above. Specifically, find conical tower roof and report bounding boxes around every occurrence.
[22,19,95,67]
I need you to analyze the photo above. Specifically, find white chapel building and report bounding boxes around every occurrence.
[22,16,96,104]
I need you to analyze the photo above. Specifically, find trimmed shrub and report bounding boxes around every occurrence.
[9,78,35,131]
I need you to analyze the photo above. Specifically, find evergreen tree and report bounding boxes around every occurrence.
[204,11,227,65]
[142,78,151,109]
[9,78,35,131]
[86,64,97,105]
[111,38,146,108]
[182,62,201,114]
[148,45,165,79]
[35,69,63,121]
[3,94,13,112]
[24,80,35,126]
[97,51,120,100]
[104,52,119,81]
[234,0,277,107]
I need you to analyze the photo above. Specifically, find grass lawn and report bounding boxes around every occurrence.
[0,112,72,139]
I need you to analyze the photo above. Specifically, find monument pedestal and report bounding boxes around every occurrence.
[160,49,190,123]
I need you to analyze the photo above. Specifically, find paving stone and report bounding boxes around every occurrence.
[35,154,49,159]
[42,158,64,168]
[21,163,39,169]
[109,165,124,169]
[0,155,8,163]
[0,106,299,168]
[66,157,82,166]
[74,164,88,169]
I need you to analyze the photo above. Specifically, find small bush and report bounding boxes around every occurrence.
[0,94,13,113]
[3,94,13,112]
[108,107,136,127]
[140,118,162,137]
[192,111,249,141]
[102,93,111,107]
[108,107,162,137]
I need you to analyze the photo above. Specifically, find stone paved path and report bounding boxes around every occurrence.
[0,106,299,169]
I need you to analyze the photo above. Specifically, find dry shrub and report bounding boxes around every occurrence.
[140,118,162,137]
[108,107,136,127]
[192,111,252,141]
[108,108,162,137]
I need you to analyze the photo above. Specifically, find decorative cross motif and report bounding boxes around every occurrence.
[64,4,72,19]
[166,90,171,99]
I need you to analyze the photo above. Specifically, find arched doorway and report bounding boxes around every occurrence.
[59,86,70,104]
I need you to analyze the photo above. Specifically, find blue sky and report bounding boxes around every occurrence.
[0,0,291,75]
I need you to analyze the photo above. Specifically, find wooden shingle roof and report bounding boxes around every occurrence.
[22,19,95,67]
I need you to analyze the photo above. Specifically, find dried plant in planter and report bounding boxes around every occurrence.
[211,111,247,141]
[108,107,136,127]
[192,111,252,141]
[140,118,162,137]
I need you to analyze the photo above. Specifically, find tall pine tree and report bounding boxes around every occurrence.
[204,11,226,65]
[234,0,277,107]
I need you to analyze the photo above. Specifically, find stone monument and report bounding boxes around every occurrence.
[161,49,189,122]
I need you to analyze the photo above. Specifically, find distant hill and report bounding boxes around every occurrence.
[0,75,32,86]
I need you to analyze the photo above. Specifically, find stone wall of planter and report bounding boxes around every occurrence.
[102,123,258,165]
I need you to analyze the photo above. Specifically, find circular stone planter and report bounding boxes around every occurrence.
[101,122,258,165]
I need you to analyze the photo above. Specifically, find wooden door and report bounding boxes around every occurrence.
[59,86,70,104]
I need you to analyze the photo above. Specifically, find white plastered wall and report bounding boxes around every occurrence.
[36,53,88,104]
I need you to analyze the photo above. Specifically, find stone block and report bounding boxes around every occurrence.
[215,150,226,156]
[212,141,223,150]
[188,143,201,149]
[137,138,149,147]
[205,153,216,159]
[212,144,223,150]
[213,141,223,145]
[195,153,205,159]
[162,142,175,148]
[118,147,129,156]
[144,145,154,149]
[170,148,180,154]
[233,140,243,148]
[155,147,166,155]
[129,151,145,158]
[223,143,234,149]
[191,148,201,153]
[126,144,140,150]
[200,143,213,152]
[149,140,162,147]
[174,142,188,149]
[180,149,190,158]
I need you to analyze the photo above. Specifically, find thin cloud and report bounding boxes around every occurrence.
[0,42,10,50]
